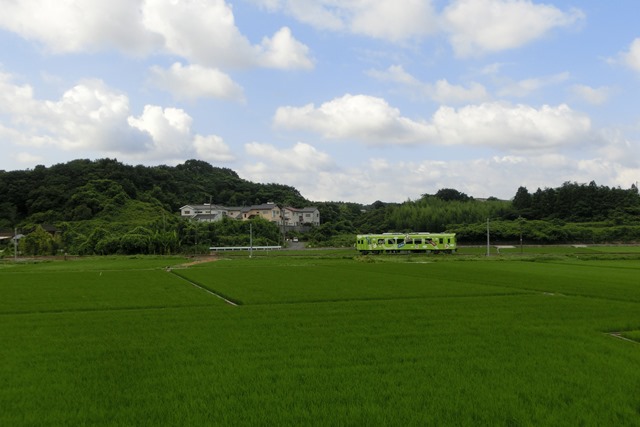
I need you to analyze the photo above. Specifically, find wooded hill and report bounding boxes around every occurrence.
[0,158,308,226]
[1,159,639,254]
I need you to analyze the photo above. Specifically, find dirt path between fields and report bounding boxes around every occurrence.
[176,254,220,268]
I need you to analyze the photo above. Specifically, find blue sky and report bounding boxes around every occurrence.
[0,0,639,204]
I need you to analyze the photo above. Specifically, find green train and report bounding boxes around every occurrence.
[355,232,456,254]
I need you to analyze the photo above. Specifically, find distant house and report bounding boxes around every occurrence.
[180,203,320,227]
[179,204,229,222]
[240,203,281,222]
[283,207,320,226]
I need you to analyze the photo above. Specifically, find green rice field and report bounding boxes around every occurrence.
[1,249,640,426]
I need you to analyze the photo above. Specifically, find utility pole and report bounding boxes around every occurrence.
[249,223,253,258]
[486,218,490,257]
[14,227,18,261]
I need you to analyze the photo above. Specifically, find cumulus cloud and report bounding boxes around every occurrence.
[496,72,571,98]
[241,142,336,200]
[367,65,489,104]
[430,79,490,105]
[619,38,640,72]
[244,141,333,171]
[252,0,438,42]
[0,0,313,71]
[149,62,245,101]
[0,73,234,164]
[127,105,235,162]
[141,0,255,68]
[443,0,584,57]
[141,0,314,70]
[257,27,315,70]
[431,102,591,150]
[242,146,639,203]
[0,75,145,151]
[0,0,160,54]
[274,94,591,151]
[194,135,236,162]
[274,94,436,144]
[571,84,613,106]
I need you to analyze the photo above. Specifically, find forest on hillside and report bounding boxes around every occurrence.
[1,159,639,255]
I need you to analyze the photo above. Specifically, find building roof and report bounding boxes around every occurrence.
[180,204,227,211]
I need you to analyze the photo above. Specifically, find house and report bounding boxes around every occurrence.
[283,207,320,226]
[240,203,281,222]
[179,204,229,222]
[180,203,320,227]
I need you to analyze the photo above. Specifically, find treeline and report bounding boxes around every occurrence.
[512,181,640,222]
[1,159,640,255]
[310,185,640,246]
[0,158,308,227]
[19,216,282,256]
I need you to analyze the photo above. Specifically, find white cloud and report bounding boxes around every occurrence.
[431,79,489,104]
[245,141,333,171]
[273,94,436,144]
[432,102,591,150]
[242,147,639,203]
[257,27,315,70]
[0,72,234,164]
[596,129,639,168]
[0,75,145,151]
[142,0,312,70]
[0,0,313,71]
[497,72,571,98]
[149,62,244,101]
[367,65,420,86]
[571,84,613,106]
[367,65,489,104]
[309,154,637,203]
[252,0,438,42]
[0,0,160,54]
[141,0,255,68]
[194,135,236,162]
[443,0,584,57]
[274,94,591,151]
[241,142,336,200]
[127,105,235,162]
[620,38,640,72]
[348,0,438,42]
[261,0,344,31]
[15,152,44,164]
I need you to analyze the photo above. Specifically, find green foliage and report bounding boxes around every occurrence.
[0,158,309,227]
[3,256,640,425]
[520,181,640,222]
[432,188,471,202]
[381,197,512,233]
[3,159,640,253]
[21,224,56,255]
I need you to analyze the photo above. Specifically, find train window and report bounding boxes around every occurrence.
[378,239,384,244]
[397,239,405,245]
[386,239,394,245]
[405,237,413,244]
[414,238,422,244]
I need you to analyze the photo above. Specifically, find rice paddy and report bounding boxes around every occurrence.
[1,250,639,425]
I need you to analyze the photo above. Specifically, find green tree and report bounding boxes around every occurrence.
[21,225,54,256]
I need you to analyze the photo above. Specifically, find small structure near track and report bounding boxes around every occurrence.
[209,246,282,252]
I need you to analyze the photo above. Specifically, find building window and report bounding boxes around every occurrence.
[184,210,190,215]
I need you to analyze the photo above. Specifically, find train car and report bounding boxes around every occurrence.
[355,232,456,254]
